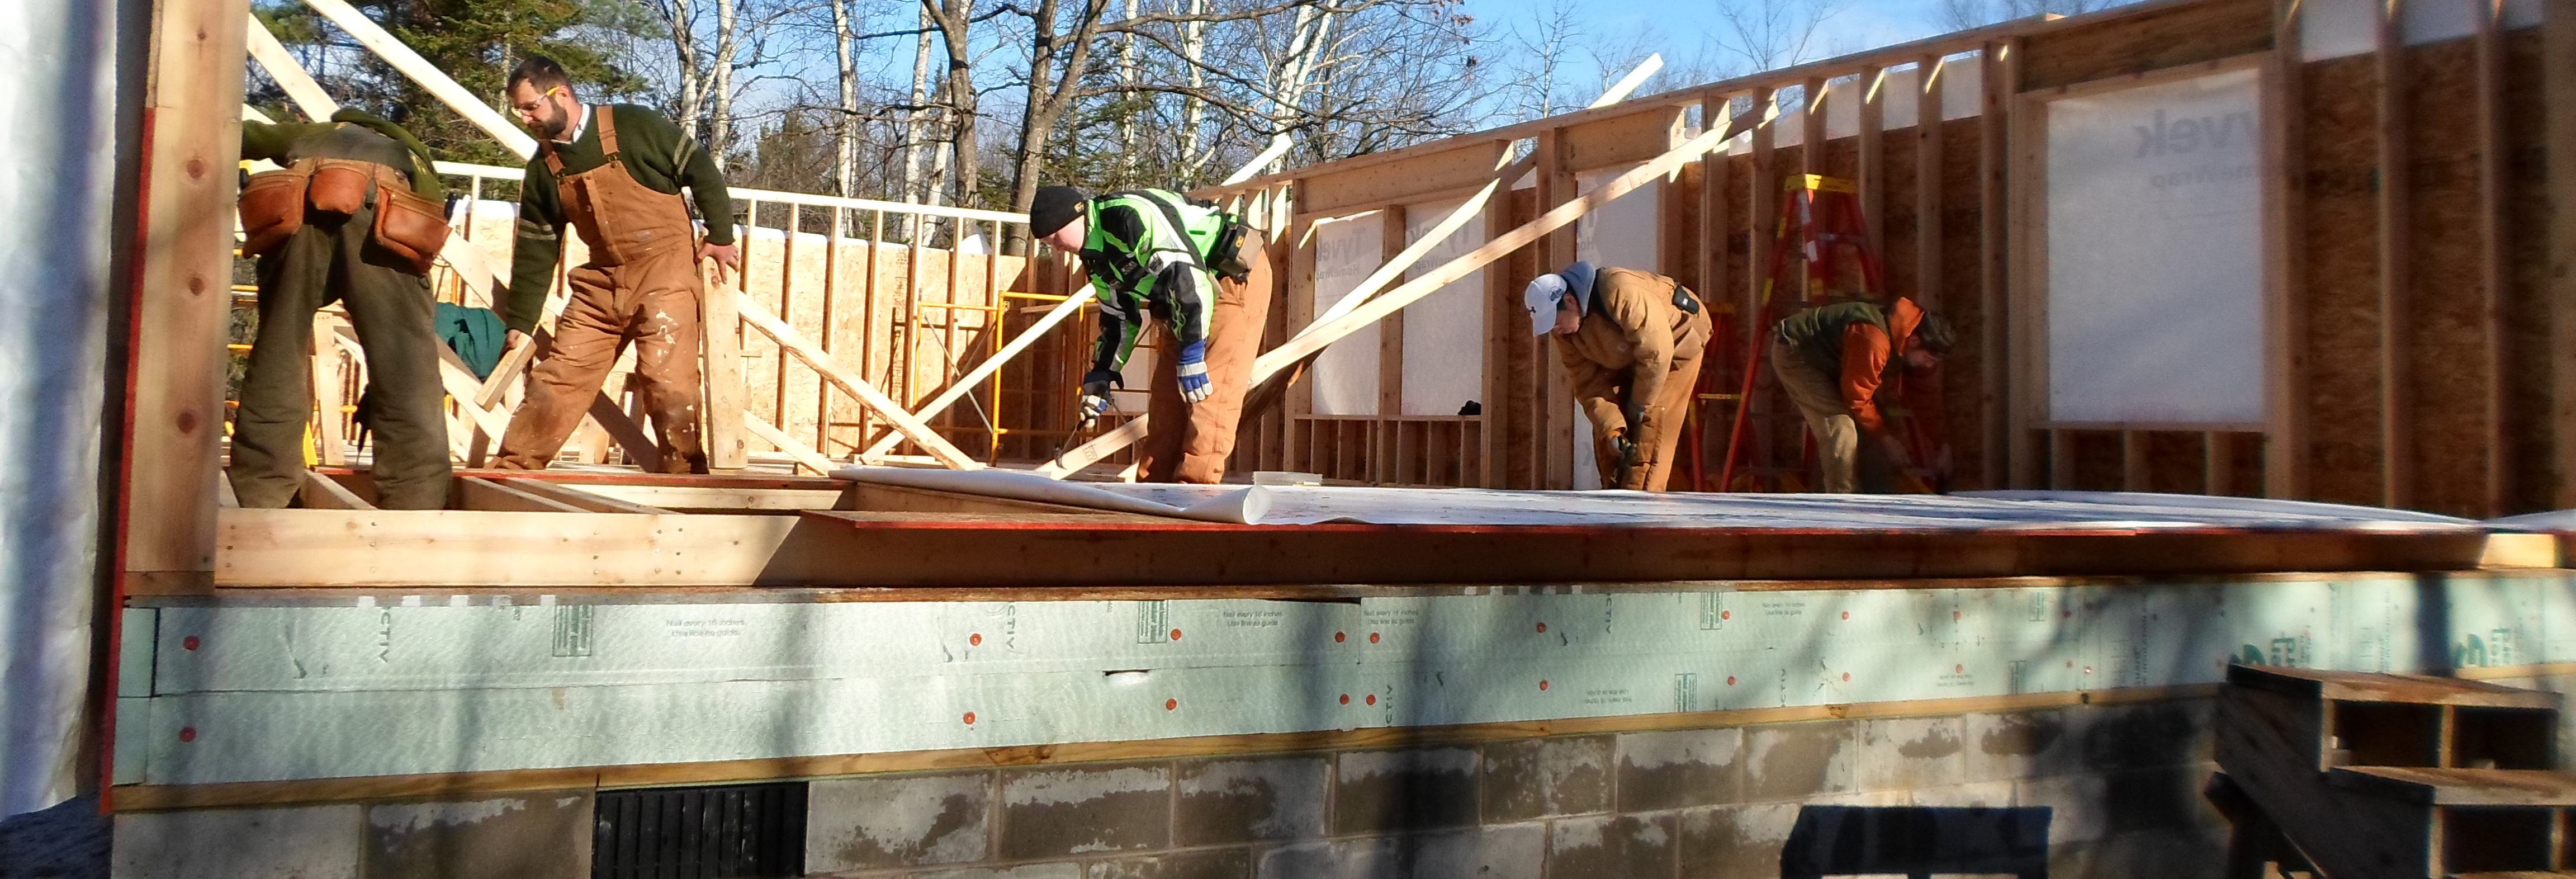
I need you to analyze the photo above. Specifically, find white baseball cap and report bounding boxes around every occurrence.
[1524,273,1569,336]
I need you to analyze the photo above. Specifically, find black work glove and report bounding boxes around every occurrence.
[1078,368,1121,428]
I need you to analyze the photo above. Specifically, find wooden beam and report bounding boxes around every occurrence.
[296,471,372,511]
[1537,129,1575,489]
[1035,112,1756,480]
[211,505,2554,590]
[2551,0,2576,509]
[501,478,675,514]
[744,410,839,476]
[2266,0,2309,501]
[242,15,333,122]
[733,287,981,470]
[584,391,664,472]
[2474,0,2508,515]
[1988,42,2023,489]
[700,259,747,470]
[552,483,845,512]
[1749,89,1778,480]
[122,0,249,585]
[2374,1,2412,509]
[454,476,589,513]
[1915,55,1945,310]
[1859,66,1886,256]
[1378,206,1407,427]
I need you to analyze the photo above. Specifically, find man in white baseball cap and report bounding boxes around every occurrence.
[1524,261,1711,491]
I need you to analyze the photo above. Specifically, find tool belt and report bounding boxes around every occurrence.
[236,158,448,273]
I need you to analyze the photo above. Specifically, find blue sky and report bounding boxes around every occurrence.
[1454,0,1964,97]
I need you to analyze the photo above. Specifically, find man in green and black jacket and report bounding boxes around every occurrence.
[230,109,452,509]
[1033,185,1275,484]
[489,55,741,473]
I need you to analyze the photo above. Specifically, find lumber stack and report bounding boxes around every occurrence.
[2214,664,2576,877]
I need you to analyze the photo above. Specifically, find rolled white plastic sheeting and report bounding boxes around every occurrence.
[831,466,1272,525]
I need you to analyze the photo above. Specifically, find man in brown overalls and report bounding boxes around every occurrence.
[491,55,741,472]
[1524,261,1712,492]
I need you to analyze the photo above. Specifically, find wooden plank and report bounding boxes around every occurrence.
[2374,3,2412,509]
[733,287,981,470]
[310,321,345,467]
[744,410,839,476]
[1481,164,1512,488]
[212,505,2546,589]
[1378,206,1406,426]
[583,391,664,473]
[243,15,334,121]
[702,259,747,470]
[501,478,675,515]
[295,471,372,511]
[123,0,250,583]
[1990,42,2024,489]
[112,684,2213,812]
[2228,664,2562,709]
[1915,56,1944,310]
[864,285,1091,458]
[1303,140,1512,214]
[1537,128,1576,489]
[2474,0,2508,516]
[1560,106,1690,171]
[454,476,589,514]
[2265,1,2308,501]
[2331,766,2576,806]
[561,484,845,512]
[2553,0,2576,510]
[1859,66,1886,260]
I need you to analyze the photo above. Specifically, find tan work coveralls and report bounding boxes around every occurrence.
[1558,268,1712,492]
[494,107,708,472]
[1138,229,1276,484]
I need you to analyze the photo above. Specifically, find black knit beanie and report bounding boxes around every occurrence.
[1031,186,1090,237]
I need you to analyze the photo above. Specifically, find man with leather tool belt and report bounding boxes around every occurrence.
[231,109,453,509]
[491,55,742,473]
[1522,262,1711,492]
[1031,185,1273,484]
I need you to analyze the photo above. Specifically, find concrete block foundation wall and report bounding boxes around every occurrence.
[110,697,2239,878]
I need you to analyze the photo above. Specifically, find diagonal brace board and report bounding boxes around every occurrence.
[298,0,538,158]
[862,286,1086,459]
[1038,112,1749,478]
[730,285,983,470]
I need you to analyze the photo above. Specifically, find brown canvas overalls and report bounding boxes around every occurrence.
[494,107,710,472]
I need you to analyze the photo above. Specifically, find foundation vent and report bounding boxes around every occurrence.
[592,781,807,878]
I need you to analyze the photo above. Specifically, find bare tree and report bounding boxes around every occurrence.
[1710,0,1844,77]
[921,0,984,206]
[1935,0,2123,31]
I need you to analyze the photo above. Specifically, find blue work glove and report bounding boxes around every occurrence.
[1174,339,1212,404]
[1078,368,1120,428]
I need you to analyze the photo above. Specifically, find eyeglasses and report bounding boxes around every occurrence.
[509,86,566,115]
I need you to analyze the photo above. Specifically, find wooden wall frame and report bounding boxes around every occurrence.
[2006,53,2284,491]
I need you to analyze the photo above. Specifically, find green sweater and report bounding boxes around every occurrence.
[508,103,736,332]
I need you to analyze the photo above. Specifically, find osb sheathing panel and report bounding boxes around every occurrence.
[2018,0,2273,92]
[2299,54,2385,508]
[2400,39,2494,519]
[2501,30,2556,512]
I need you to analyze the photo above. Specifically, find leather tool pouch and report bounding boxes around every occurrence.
[305,162,372,217]
[1205,220,1252,283]
[372,183,449,274]
[237,169,309,257]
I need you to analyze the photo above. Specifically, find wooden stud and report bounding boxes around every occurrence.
[1285,195,1317,473]
[2049,429,2075,490]
[2551,0,2576,510]
[2266,0,2309,501]
[455,476,590,513]
[296,471,372,511]
[1749,89,1778,480]
[1987,42,2024,489]
[1859,66,1887,257]
[310,321,345,467]
[2373,1,2412,509]
[2474,0,2508,516]
[702,259,747,471]
[121,0,250,585]
[1536,127,1574,489]
[501,478,676,515]
[2123,431,2148,492]
[1379,206,1407,425]
[1481,166,1512,488]
[1915,56,1945,311]
[1802,77,1828,176]
[861,210,886,447]
[2205,431,2227,497]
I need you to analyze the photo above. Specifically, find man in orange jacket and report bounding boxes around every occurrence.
[1767,297,1953,493]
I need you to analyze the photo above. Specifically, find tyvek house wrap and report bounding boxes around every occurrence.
[0,0,119,818]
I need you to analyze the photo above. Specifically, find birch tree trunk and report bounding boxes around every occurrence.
[925,0,979,209]
[1173,0,1210,176]
[832,0,859,197]
[708,0,739,168]
[668,0,705,141]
